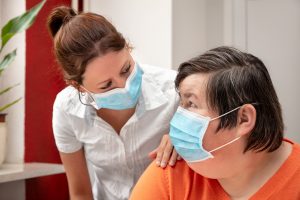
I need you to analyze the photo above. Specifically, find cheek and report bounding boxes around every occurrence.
[202,121,237,152]
[189,126,246,179]
[116,77,127,88]
[201,122,221,151]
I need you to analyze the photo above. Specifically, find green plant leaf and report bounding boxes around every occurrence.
[0,97,22,113]
[0,83,20,96]
[0,49,17,76]
[0,0,46,52]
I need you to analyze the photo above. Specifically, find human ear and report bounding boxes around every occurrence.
[125,43,133,52]
[236,104,256,136]
[67,80,83,92]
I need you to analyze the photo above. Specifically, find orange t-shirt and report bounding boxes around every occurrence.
[130,140,300,200]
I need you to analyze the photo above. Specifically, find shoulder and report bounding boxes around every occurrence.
[279,139,300,182]
[291,140,300,152]
[140,63,177,89]
[144,159,193,179]
[255,139,300,199]
[52,85,88,119]
[140,63,177,79]
[130,160,196,200]
[53,86,79,110]
[285,139,300,162]
[289,140,300,169]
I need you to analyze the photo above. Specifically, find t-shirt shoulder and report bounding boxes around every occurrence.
[53,86,78,110]
[140,63,178,93]
[130,160,197,200]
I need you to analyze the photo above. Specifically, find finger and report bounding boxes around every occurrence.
[168,149,178,166]
[155,136,168,166]
[148,148,158,160]
[159,141,173,168]
[177,155,182,160]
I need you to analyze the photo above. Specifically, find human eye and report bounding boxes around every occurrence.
[180,100,197,109]
[100,81,112,90]
[121,64,131,75]
[187,101,198,109]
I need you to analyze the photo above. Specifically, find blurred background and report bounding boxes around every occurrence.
[0,0,299,199]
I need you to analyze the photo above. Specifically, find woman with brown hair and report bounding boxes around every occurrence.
[48,6,180,200]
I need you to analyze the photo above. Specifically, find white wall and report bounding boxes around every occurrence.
[87,0,173,68]
[0,0,25,164]
[0,0,26,199]
[87,0,210,69]
[247,0,300,142]
[206,0,225,49]
[172,0,207,67]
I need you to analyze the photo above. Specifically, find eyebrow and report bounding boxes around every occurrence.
[96,60,130,85]
[179,92,198,99]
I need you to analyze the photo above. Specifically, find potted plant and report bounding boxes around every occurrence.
[0,0,46,165]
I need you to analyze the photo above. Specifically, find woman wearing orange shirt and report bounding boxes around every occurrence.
[130,46,300,200]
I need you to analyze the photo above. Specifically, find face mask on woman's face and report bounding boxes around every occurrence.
[82,63,144,110]
[169,106,242,163]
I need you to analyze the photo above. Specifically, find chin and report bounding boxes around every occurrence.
[187,160,224,179]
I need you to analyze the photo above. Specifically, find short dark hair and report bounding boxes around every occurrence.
[47,6,127,85]
[175,46,283,153]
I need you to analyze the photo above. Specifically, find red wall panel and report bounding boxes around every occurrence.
[25,0,71,199]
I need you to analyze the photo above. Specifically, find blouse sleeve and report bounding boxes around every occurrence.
[52,98,83,153]
[130,161,170,200]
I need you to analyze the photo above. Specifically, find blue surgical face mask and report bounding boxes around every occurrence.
[170,106,242,163]
[82,62,143,110]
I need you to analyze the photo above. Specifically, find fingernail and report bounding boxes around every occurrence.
[160,162,166,168]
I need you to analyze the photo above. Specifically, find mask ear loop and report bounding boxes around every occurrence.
[210,106,242,121]
[78,85,97,107]
[78,91,94,107]
[208,106,243,153]
[208,103,259,154]
[209,136,241,153]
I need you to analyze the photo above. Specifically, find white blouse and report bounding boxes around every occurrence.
[52,63,179,200]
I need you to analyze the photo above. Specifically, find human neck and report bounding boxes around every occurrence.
[97,108,135,134]
[218,142,292,200]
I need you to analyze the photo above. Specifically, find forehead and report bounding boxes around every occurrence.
[178,73,209,97]
[85,49,129,75]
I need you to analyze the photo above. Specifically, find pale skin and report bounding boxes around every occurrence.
[178,73,292,200]
[60,48,179,199]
